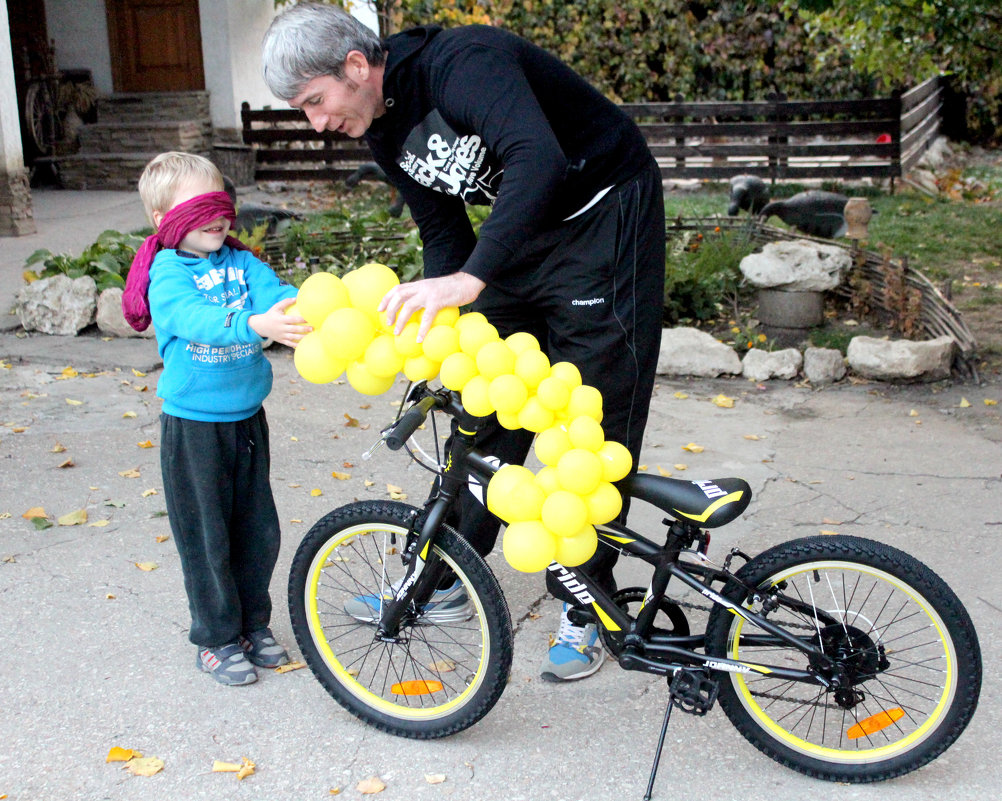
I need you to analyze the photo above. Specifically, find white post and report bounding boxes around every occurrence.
[0,2,36,236]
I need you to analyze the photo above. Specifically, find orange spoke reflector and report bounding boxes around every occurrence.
[847,707,905,739]
[391,679,444,696]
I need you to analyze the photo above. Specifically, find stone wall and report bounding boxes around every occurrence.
[0,168,35,236]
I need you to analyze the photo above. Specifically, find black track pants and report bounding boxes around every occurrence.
[160,409,281,647]
[452,159,666,604]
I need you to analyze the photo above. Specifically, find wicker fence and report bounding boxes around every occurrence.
[240,77,943,187]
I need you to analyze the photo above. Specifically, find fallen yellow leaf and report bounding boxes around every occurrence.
[22,506,47,520]
[119,468,141,478]
[344,413,359,428]
[58,458,74,469]
[638,464,648,471]
[275,660,306,674]
[132,369,146,378]
[674,464,688,471]
[125,756,164,776]
[155,534,170,543]
[61,367,78,379]
[819,529,839,536]
[364,480,375,487]
[909,409,919,417]
[657,466,672,476]
[743,434,761,441]
[58,508,88,526]
[425,774,447,784]
[332,471,351,480]
[88,520,110,528]
[712,394,735,408]
[682,443,704,453]
[310,488,323,497]
[65,398,83,406]
[122,411,137,419]
[135,562,158,571]
[51,442,66,453]
[673,391,688,400]
[387,484,403,494]
[985,399,998,406]
[141,488,158,498]
[107,747,142,762]
[959,397,971,408]
[137,440,155,449]
[357,776,386,794]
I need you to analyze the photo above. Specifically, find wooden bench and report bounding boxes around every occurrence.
[240,78,942,187]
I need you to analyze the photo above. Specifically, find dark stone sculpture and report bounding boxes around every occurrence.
[758,190,849,238]
[727,174,770,216]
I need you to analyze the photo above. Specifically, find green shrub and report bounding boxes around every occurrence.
[663,225,755,325]
[24,229,148,292]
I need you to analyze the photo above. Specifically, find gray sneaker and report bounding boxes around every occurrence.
[197,642,258,686]
[344,579,473,624]
[540,603,605,682]
[239,627,290,668]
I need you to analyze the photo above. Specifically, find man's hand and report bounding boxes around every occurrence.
[248,297,312,347]
[379,272,486,341]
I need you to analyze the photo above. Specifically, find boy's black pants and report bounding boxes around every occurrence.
[160,409,281,647]
[451,159,666,604]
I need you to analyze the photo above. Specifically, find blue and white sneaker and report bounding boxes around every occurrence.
[540,603,606,682]
[344,579,473,624]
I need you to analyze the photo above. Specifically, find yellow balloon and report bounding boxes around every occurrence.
[517,395,555,433]
[461,375,494,418]
[503,521,557,573]
[319,306,375,362]
[508,478,546,522]
[568,416,606,452]
[459,320,500,358]
[534,465,561,495]
[393,321,424,358]
[342,262,399,321]
[417,306,460,328]
[536,375,571,412]
[496,411,522,430]
[534,425,572,466]
[556,448,603,495]
[284,301,302,319]
[421,324,461,363]
[505,331,540,355]
[514,349,551,390]
[584,482,623,525]
[566,384,603,422]
[295,271,350,328]
[439,351,478,391]
[487,464,537,519]
[475,340,516,381]
[541,490,589,538]
[346,360,396,396]
[597,440,633,482]
[488,374,528,415]
[554,524,598,566]
[454,311,489,332]
[403,354,441,382]
[294,331,345,384]
[550,361,583,389]
[363,333,405,378]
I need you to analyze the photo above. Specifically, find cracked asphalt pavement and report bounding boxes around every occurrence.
[1,332,1000,801]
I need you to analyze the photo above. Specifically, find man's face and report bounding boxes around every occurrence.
[290,71,382,139]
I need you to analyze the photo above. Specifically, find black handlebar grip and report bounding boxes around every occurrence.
[385,395,438,450]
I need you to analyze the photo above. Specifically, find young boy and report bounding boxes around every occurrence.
[124,152,310,686]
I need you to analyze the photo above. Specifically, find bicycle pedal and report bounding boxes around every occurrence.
[668,669,718,716]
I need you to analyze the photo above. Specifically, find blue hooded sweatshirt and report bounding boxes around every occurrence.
[148,245,297,422]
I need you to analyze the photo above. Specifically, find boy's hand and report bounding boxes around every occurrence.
[249,297,311,347]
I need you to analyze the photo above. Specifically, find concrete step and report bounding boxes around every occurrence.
[78,120,213,155]
[96,91,210,123]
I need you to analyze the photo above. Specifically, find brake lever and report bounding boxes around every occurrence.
[362,435,388,461]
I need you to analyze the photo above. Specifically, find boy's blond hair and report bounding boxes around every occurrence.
[137,152,224,227]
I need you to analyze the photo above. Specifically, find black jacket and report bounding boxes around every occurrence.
[365,25,652,282]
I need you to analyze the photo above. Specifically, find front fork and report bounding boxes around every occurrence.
[374,421,484,640]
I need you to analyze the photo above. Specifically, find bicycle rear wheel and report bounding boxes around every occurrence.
[289,501,513,738]
[706,535,981,781]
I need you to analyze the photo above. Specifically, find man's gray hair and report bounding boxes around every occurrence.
[262,2,385,100]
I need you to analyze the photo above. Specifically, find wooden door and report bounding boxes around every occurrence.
[105,0,205,92]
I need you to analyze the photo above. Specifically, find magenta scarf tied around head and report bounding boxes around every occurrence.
[122,191,250,331]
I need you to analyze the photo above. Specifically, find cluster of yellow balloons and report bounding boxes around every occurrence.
[292,263,633,573]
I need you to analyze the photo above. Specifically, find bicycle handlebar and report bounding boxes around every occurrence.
[385,394,440,450]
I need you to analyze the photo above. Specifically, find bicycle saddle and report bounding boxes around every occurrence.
[618,474,751,528]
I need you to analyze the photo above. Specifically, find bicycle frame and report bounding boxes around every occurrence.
[374,385,834,690]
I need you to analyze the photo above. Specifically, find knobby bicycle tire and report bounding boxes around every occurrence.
[289,501,513,738]
[705,535,981,781]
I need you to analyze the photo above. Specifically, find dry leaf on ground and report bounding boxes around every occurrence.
[275,660,306,674]
[58,509,88,526]
[125,757,164,776]
[681,443,704,453]
[22,506,47,519]
[311,489,323,497]
[106,747,141,762]
[332,471,351,480]
[425,774,446,784]
[712,394,735,408]
[119,468,141,478]
[135,562,158,571]
[357,776,386,794]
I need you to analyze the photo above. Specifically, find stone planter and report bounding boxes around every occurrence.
[756,288,824,346]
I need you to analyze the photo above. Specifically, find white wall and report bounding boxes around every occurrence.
[44,0,114,94]
[1,1,25,172]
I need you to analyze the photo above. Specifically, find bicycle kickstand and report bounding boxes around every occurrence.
[643,668,719,801]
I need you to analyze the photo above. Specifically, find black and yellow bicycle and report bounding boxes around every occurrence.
[288,381,981,796]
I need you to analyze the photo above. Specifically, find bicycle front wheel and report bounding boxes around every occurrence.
[289,501,513,738]
[705,535,981,781]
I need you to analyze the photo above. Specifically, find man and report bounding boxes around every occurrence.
[262,2,665,682]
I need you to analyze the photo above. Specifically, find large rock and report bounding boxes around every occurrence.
[847,335,955,382]
[17,274,97,335]
[804,347,847,385]
[657,327,742,377]
[740,240,851,291]
[742,347,803,381]
[96,288,156,339]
